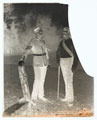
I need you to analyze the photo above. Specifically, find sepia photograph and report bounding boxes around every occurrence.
[3,3,94,117]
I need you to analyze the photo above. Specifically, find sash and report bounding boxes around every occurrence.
[62,40,73,57]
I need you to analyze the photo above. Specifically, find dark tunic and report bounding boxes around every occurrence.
[56,38,79,70]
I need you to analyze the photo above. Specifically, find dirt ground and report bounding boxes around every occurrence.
[3,63,94,117]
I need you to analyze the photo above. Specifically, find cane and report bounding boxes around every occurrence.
[57,65,60,99]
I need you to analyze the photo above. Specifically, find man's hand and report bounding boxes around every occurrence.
[18,60,25,66]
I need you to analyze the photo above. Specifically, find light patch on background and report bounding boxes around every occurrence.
[4,4,65,56]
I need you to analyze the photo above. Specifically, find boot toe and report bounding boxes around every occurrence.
[38,97,48,102]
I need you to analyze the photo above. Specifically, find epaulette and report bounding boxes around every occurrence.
[26,45,32,50]
[25,38,35,50]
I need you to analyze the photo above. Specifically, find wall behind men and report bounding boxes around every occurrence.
[4,3,68,55]
[4,4,69,65]
[4,3,81,69]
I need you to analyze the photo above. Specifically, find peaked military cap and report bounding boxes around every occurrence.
[34,27,43,34]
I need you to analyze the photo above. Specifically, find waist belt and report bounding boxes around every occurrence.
[33,53,46,56]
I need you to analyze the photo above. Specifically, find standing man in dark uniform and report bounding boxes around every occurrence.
[56,27,78,107]
[19,27,49,102]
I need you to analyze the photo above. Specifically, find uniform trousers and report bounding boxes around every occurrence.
[31,66,47,100]
[60,57,74,102]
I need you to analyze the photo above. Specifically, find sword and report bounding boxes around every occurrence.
[57,65,60,99]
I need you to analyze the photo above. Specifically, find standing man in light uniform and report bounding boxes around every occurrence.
[19,27,49,102]
[56,27,77,107]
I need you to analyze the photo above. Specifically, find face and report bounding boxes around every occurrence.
[36,32,43,40]
[63,31,68,39]
[63,29,70,40]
